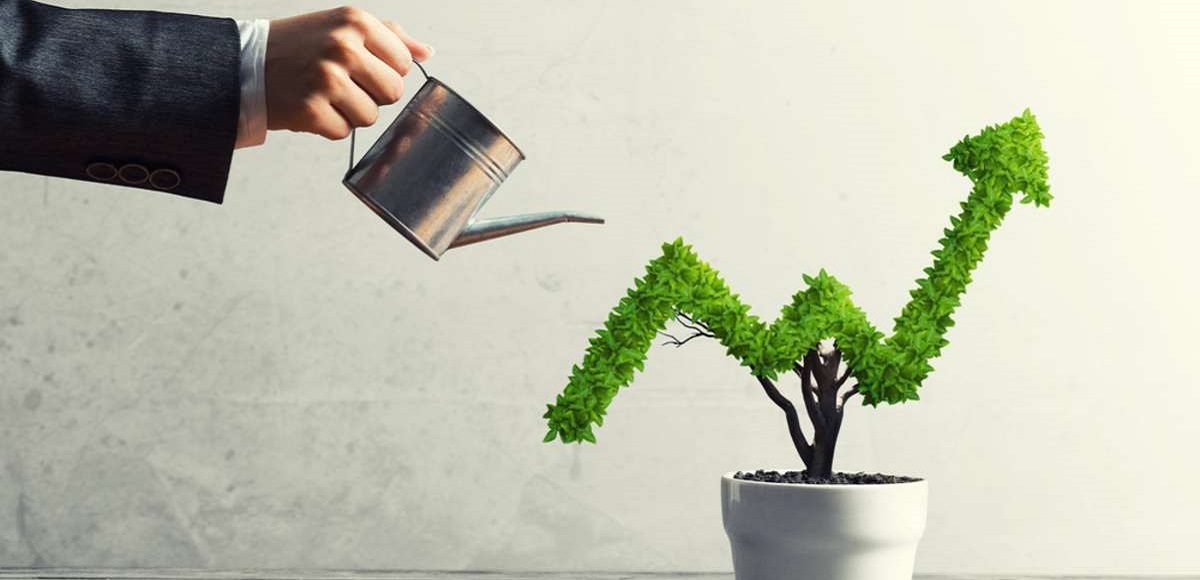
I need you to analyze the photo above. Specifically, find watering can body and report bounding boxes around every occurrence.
[343,74,602,260]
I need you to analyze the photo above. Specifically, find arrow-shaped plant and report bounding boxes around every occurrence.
[543,110,1052,479]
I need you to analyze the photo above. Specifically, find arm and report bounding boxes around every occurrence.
[0,0,240,202]
[0,2,433,204]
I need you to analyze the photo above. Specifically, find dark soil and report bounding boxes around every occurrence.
[734,469,922,485]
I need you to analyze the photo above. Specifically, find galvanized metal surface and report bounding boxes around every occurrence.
[343,76,601,260]
[448,212,605,249]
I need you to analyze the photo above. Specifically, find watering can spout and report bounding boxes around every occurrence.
[449,212,605,250]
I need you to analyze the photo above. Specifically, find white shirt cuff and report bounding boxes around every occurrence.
[234,18,270,149]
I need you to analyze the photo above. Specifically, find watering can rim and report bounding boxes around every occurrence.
[344,72,528,178]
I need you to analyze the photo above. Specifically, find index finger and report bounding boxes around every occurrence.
[358,13,414,75]
[382,20,433,62]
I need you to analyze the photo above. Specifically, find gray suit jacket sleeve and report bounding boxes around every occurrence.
[0,0,241,204]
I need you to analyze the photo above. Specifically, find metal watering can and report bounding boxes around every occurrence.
[343,63,603,260]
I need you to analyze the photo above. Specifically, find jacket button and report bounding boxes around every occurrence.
[118,164,149,185]
[149,168,181,191]
[85,162,117,181]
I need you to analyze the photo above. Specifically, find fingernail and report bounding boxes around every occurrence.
[425,44,435,56]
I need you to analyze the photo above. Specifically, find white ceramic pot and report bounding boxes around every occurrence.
[721,471,928,580]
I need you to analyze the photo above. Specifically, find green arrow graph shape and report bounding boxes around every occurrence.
[544,110,1051,444]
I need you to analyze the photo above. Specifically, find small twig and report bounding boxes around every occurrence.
[675,312,714,336]
[658,330,712,348]
[659,312,715,347]
[658,331,682,345]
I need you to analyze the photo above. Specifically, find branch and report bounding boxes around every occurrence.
[793,363,825,434]
[825,348,843,373]
[804,349,844,441]
[757,376,814,467]
[840,384,861,407]
[658,312,716,347]
[835,366,852,389]
[675,312,714,336]
[658,330,712,348]
[805,348,838,390]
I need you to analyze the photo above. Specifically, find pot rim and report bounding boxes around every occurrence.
[722,470,927,489]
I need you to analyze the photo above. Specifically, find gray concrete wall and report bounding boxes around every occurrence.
[2,0,1198,574]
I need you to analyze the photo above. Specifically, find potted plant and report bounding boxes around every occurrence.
[541,110,1052,579]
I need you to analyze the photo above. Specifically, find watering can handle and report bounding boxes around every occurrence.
[347,60,431,174]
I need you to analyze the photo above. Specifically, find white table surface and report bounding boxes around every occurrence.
[1,569,1195,580]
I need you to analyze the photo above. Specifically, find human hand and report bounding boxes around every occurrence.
[265,5,433,140]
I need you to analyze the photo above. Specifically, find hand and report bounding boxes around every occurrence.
[265,5,433,140]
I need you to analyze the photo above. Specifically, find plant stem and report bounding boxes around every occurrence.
[668,314,852,477]
[794,347,854,479]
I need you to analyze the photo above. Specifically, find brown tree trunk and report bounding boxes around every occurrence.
[798,348,856,478]
[668,315,858,479]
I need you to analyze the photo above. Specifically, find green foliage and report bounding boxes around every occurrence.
[543,110,1051,444]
